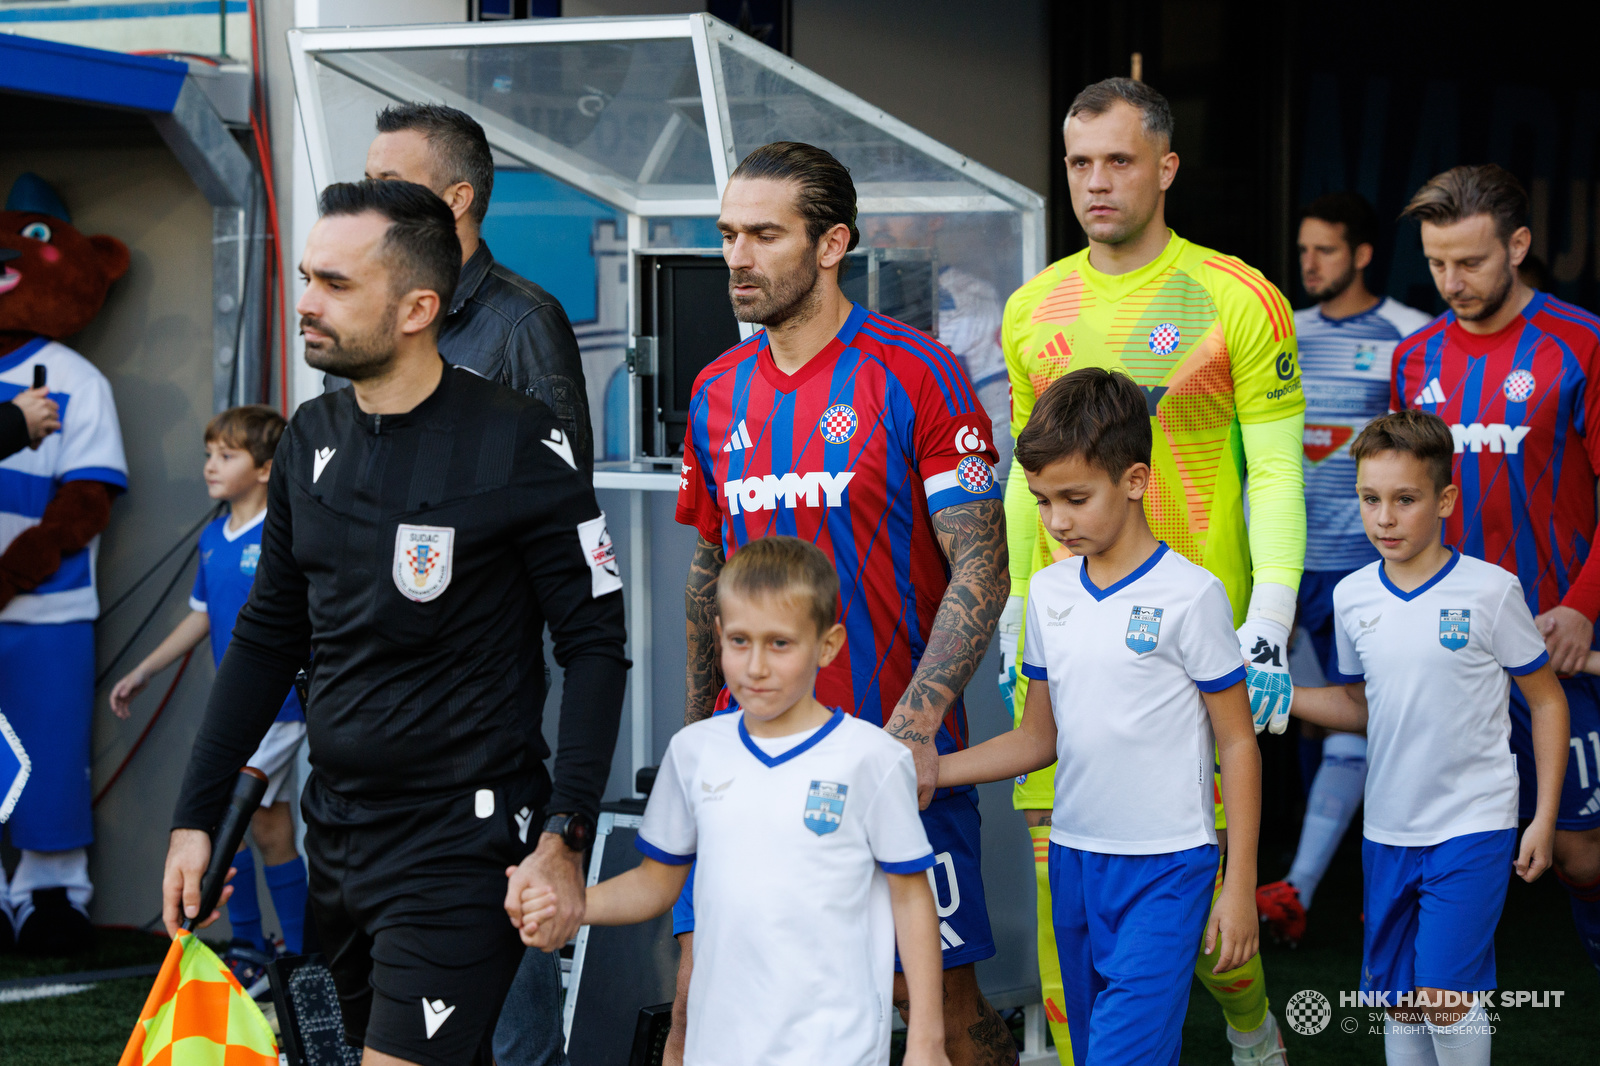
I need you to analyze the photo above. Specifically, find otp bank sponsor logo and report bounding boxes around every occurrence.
[1451,422,1532,454]
[722,471,856,514]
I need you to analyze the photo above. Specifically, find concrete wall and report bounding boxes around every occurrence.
[0,146,218,931]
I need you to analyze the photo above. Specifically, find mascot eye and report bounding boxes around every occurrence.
[20,221,51,242]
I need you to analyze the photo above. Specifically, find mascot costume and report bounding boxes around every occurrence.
[0,173,130,954]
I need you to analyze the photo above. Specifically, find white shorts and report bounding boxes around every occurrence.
[247,720,306,807]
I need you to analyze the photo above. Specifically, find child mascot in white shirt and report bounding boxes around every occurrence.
[1292,409,1568,1066]
[938,366,1265,1066]
[516,535,950,1066]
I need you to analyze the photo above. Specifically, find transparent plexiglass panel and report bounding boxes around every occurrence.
[313,38,716,207]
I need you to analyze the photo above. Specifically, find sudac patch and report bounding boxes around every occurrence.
[1440,609,1470,651]
[1126,606,1163,654]
[577,514,624,599]
[804,780,848,836]
[0,711,31,824]
[393,524,454,603]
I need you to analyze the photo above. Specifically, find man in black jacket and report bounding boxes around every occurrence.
[362,102,594,473]
[163,181,627,1066]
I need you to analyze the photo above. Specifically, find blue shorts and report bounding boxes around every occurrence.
[0,622,94,850]
[1510,672,1600,829]
[671,789,996,969]
[1048,842,1216,1066]
[1361,829,1514,997]
[1298,568,1362,679]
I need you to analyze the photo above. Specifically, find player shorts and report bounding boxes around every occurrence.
[302,773,543,1066]
[671,789,996,969]
[1298,568,1362,678]
[1047,841,1216,1066]
[247,720,305,807]
[0,621,93,851]
[1361,828,1514,997]
[1510,672,1600,829]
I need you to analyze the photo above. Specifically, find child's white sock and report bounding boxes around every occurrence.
[1385,1015,1439,1066]
[1428,1000,1491,1066]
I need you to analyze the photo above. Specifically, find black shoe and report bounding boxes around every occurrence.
[15,887,95,955]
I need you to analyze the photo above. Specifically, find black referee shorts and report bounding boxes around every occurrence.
[302,773,546,1066]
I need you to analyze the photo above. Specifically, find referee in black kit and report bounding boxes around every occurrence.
[162,180,628,1066]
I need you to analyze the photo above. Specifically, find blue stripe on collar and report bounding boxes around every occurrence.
[739,707,846,767]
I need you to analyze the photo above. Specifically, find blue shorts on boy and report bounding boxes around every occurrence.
[637,709,934,1066]
[1332,550,1547,994]
[1019,544,1246,1065]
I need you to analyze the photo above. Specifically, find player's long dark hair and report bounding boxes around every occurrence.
[731,142,860,252]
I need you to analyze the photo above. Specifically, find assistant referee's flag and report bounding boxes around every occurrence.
[118,929,277,1066]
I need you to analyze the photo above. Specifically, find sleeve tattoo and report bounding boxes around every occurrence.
[684,534,726,725]
[889,499,1009,732]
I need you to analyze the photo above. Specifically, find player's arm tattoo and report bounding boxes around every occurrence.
[894,499,1009,732]
[684,534,726,725]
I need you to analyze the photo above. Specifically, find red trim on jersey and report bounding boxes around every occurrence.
[1205,255,1290,341]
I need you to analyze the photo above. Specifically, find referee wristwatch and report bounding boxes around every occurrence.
[543,811,596,852]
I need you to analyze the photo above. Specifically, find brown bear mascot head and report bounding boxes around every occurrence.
[0,172,130,357]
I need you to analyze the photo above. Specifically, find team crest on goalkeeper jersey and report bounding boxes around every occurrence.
[804,780,848,835]
[1126,606,1163,654]
[1439,609,1470,651]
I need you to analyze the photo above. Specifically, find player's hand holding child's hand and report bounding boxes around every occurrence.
[514,883,565,949]
[1205,882,1259,974]
[1514,814,1556,882]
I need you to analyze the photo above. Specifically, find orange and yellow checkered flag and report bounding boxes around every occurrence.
[118,929,277,1066]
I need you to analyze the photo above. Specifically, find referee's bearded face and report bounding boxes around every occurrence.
[297,213,408,380]
[719,177,844,328]
[1063,101,1178,247]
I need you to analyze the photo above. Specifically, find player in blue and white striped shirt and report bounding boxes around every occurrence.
[1258,194,1433,946]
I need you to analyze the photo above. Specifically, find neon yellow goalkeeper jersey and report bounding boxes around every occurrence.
[1003,232,1304,624]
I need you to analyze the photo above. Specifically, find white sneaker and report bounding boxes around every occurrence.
[1228,1012,1289,1065]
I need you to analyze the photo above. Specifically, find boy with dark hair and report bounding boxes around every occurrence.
[939,367,1263,1066]
[519,536,949,1066]
[112,404,307,988]
[1290,408,1567,1066]
[1257,192,1433,945]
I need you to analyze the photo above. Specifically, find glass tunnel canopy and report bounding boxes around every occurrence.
[288,14,1044,464]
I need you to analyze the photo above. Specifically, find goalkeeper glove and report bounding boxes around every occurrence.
[997,595,1023,720]
[1238,582,1296,735]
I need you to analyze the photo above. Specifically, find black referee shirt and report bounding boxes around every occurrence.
[173,364,628,834]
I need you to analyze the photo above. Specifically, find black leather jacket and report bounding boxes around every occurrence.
[438,241,594,474]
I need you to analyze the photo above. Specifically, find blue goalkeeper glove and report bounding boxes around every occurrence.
[1238,583,1296,734]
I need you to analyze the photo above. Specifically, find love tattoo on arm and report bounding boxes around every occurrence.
[684,534,725,725]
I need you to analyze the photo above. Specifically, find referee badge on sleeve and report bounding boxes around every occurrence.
[394,524,454,603]
[577,514,623,598]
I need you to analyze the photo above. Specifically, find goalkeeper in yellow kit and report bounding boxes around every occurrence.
[1001,79,1302,1065]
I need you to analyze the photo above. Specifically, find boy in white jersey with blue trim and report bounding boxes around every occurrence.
[111,406,308,985]
[516,536,949,1066]
[1291,410,1567,1066]
[1260,193,1436,945]
[938,368,1263,1066]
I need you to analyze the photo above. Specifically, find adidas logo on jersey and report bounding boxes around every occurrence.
[1580,787,1600,819]
[722,471,855,515]
[721,420,755,452]
[1450,422,1533,454]
[1413,378,1447,405]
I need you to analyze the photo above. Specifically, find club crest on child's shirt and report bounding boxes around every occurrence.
[804,780,848,836]
[1125,605,1163,654]
[1439,608,1470,652]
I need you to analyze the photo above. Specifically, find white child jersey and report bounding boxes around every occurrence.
[1019,543,1247,854]
[1295,298,1433,572]
[638,709,934,1066]
[1331,550,1547,846]
[0,339,128,623]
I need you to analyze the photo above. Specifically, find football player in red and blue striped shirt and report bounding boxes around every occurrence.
[671,142,1013,1066]
[1392,164,1600,985]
